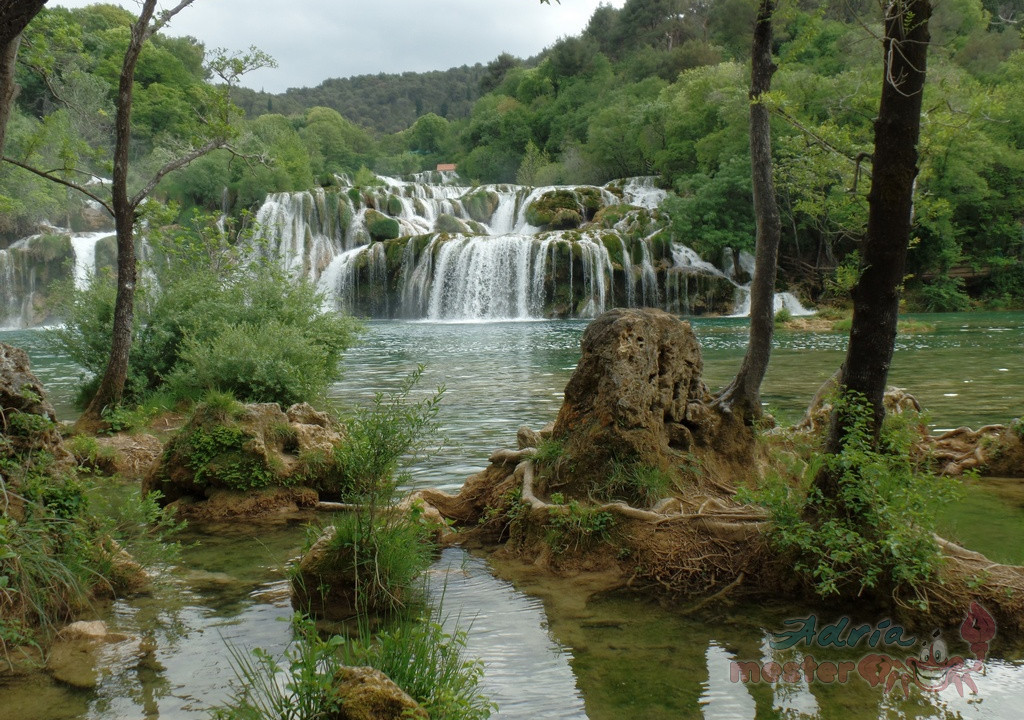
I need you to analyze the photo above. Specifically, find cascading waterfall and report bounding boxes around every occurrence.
[70,231,113,290]
[0,174,814,328]
[246,174,756,321]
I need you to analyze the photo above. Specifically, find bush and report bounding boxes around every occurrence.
[291,367,446,618]
[312,511,434,615]
[911,276,971,312]
[50,208,360,409]
[740,393,961,601]
[330,365,445,499]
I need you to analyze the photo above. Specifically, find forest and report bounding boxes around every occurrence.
[1,0,1022,310]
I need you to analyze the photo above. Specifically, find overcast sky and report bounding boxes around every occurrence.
[51,1,627,93]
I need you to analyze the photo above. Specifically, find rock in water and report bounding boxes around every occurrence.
[328,666,427,720]
[551,308,712,494]
[0,343,59,422]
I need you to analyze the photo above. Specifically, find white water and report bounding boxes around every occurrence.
[69,231,113,290]
[249,174,758,321]
[729,288,816,317]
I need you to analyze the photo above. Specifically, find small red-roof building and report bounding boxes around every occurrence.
[436,163,457,172]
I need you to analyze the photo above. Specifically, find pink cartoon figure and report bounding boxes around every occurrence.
[857,602,996,698]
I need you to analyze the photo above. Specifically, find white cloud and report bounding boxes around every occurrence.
[51,0,627,93]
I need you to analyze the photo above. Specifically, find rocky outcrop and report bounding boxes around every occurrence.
[525,188,604,229]
[328,666,427,720]
[1,343,60,424]
[548,308,722,496]
[144,400,347,518]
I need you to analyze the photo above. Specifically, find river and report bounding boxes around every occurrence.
[1,312,1022,719]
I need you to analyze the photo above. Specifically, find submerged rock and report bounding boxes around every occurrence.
[46,621,136,689]
[329,666,427,720]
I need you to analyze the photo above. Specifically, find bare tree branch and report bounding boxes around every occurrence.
[2,154,113,213]
[146,0,197,38]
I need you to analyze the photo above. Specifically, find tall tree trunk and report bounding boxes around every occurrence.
[714,0,782,422]
[0,1,48,153]
[817,0,932,495]
[78,0,158,427]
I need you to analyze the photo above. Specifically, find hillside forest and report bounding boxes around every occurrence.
[2,0,1023,310]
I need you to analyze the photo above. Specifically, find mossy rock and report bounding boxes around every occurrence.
[144,400,348,511]
[435,213,469,234]
[577,187,604,215]
[26,233,72,264]
[385,194,404,217]
[525,189,581,228]
[365,209,401,241]
[550,208,583,230]
[336,197,354,233]
[347,187,362,207]
[94,235,118,272]
[462,189,500,224]
[593,204,634,229]
[601,235,625,267]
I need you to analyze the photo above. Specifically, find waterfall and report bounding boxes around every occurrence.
[729,289,815,317]
[70,231,113,290]
[243,174,795,321]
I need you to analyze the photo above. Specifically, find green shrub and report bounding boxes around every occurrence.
[739,393,961,601]
[329,365,444,500]
[315,511,433,615]
[911,276,971,312]
[773,307,792,325]
[49,209,360,409]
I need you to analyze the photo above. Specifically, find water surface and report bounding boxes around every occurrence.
[1,312,1023,719]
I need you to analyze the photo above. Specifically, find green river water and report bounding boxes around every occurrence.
[1,312,1022,719]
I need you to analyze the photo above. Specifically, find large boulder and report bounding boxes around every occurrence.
[549,308,713,495]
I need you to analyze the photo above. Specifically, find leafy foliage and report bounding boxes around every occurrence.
[739,393,962,601]
[50,208,360,409]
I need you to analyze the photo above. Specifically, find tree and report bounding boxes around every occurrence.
[818,0,933,491]
[0,0,48,153]
[3,1,272,427]
[713,0,782,421]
